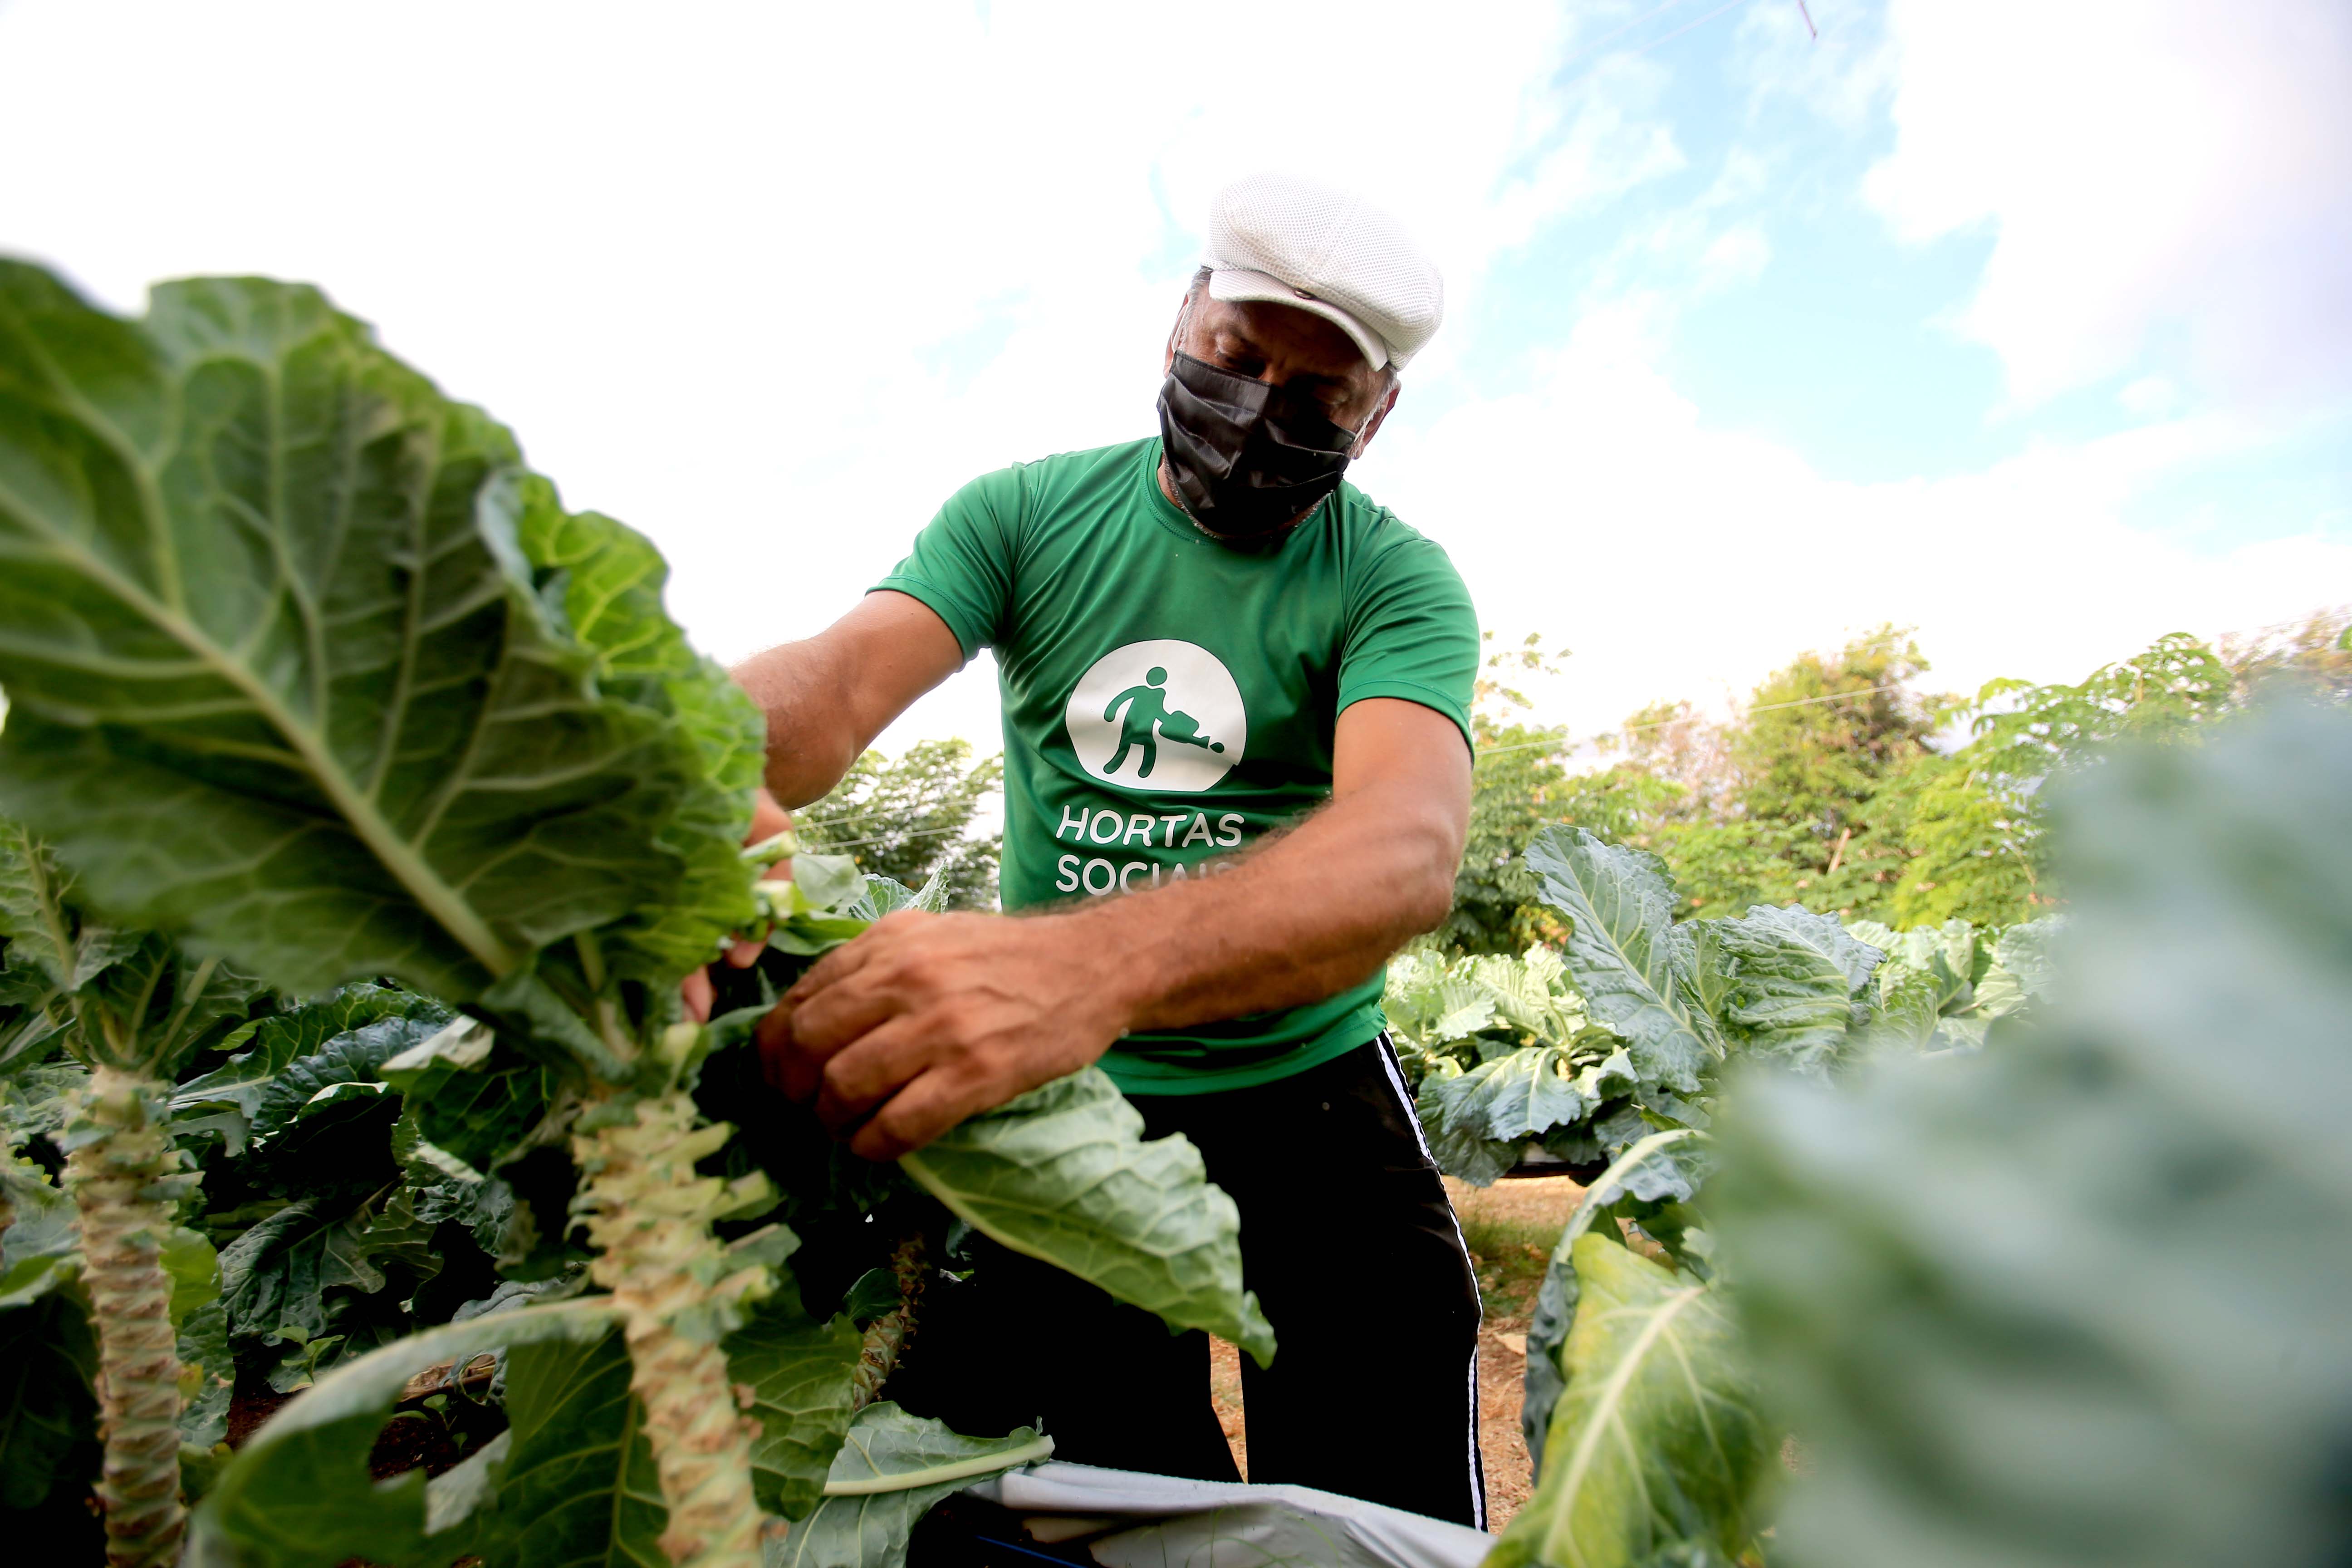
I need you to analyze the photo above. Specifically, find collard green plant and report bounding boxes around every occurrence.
[1499,824,2067,1567]
[2,262,1267,1568]
[0,829,492,1559]
[0,822,267,1565]
[1490,1231,1764,1568]
[1387,945,1639,1185]
[1711,698,2352,1568]
[1399,827,2059,1199]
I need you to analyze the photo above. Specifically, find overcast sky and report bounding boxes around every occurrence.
[3,0,2347,750]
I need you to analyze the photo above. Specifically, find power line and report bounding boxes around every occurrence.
[1551,0,1697,80]
[1558,0,1759,91]
[1470,606,2350,763]
[781,607,2348,839]
[1476,681,1913,758]
[800,820,998,853]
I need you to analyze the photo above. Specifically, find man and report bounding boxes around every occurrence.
[732,172,1485,1526]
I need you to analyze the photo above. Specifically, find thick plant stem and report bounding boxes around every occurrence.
[573,1089,772,1568]
[850,1236,926,1413]
[66,1064,187,1568]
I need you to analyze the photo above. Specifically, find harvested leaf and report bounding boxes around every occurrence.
[899,1068,1275,1366]
[777,1402,1051,1568]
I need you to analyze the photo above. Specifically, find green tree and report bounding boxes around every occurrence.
[796,740,1003,911]
[1722,631,1939,915]
[1900,630,2237,925]
[1607,629,1948,923]
[1438,612,2351,946]
[2219,605,2352,702]
[1441,634,1578,953]
[1884,758,2042,928]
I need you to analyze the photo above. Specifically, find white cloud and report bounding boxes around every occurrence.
[1866,0,2352,410]
[0,0,2339,765]
[0,0,1686,745]
[1372,303,2352,738]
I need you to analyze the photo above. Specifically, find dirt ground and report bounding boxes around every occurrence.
[1208,1174,1585,1533]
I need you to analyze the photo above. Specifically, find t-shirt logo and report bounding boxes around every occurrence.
[1063,640,1247,794]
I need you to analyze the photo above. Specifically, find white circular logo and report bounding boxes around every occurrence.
[1063,640,1247,794]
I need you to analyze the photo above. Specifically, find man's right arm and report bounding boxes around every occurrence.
[730,590,968,807]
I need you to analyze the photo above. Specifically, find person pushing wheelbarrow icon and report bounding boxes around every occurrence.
[1104,666,1225,779]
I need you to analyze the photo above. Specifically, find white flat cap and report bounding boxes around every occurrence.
[1204,172,1445,371]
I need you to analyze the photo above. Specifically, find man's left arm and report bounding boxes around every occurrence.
[759,696,1471,1159]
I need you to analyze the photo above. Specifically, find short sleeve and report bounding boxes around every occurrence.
[1337,527,1480,755]
[870,466,1026,659]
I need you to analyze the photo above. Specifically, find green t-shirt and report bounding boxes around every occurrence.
[873,436,1478,1094]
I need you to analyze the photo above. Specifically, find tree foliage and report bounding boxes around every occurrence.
[1456,611,2349,943]
[796,741,1002,912]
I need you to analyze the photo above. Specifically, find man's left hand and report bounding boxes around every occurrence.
[757,912,1127,1161]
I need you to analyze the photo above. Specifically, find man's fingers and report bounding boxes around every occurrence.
[760,949,907,1101]
[723,934,765,969]
[812,1015,936,1135]
[848,1067,997,1162]
[757,1001,820,1098]
[681,966,715,1024]
[783,930,882,1006]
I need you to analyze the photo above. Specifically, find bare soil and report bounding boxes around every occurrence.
[1208,1174,1585,1533]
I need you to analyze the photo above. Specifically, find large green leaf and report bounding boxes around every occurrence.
[381,1017,559,1173]
[1988,914,2063,1000]
[0,265,728,1006]
[774,1402,1052,1568]
[725,1285,865,1520]
[1522,1130,1711,1468]
[184,1298,622,1568]
[216,1190,436,1356]
[337,1287,855,1566]
[0,1290,98,1513]
[0,818,86,987]
[1713,701,2352,1568]
[1852,963,1944,1053]
[79,933,267,1074]
[1493,1235,1766,1568]
[0,1156,79,1306]
[172,985,443,1151]
[1714,904,1877,1074]
[239,1006,450,1148]
[1420,1045,1629,1187]
[1524,829,1715,1093]
[458,1322,668,1568]
[515,490,763,987]
[176,1297,234,1450]
[897,1066,1276,1366]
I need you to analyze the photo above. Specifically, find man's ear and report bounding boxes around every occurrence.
[1164,289,1191,374]
[1356,380,1401,454]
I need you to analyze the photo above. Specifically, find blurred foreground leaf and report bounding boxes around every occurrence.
[1714,699,2352,1568]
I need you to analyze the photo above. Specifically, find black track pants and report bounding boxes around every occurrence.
[890,1037,1488,1529]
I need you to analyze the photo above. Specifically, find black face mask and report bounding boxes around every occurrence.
[1156,352,1361,540]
